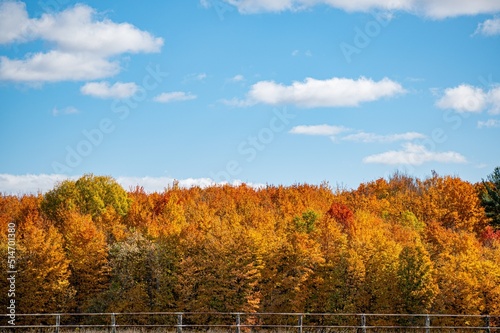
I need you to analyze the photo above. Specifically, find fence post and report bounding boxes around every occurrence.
[236,313,241,333]
[486,315,491,333]
[111,313,116,333]
[425,315,431,333]
[177,313,183,333]
[55,314,60,333]
[361,314,366,333]
[298,314,303,333]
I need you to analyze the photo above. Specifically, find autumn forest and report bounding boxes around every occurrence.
[1,169,500,317]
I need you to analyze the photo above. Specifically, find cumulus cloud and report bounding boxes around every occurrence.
[363,143,467,165]
[116,176,262,192]
[232,76,405,108]
[289,124,350,136]
[0,1,30,43]
[0,174,262,195]
[342,131,426,143]
[0,51,120,82]
[153,91,197,103]
[474,17,500,36]
[435,85,487,113]
[0,2,163,82]
[0,174,78,194]
[290,125,427,144]
[81,81,139,99]
[218,0,500,18]
[436,84,500,114]
[31,4,163,56]
[477,119,500,128]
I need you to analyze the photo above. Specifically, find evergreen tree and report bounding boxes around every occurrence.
[482,167,500,229]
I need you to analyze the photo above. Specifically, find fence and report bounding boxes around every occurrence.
[0,312,499,332]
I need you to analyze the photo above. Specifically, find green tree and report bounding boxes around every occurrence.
[293,209,319,234]
[481,167,500,229]
[104,232,158,313]
[397,243,438,314]
[41,174,130,225]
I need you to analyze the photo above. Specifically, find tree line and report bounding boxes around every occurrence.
[1,169,500,317]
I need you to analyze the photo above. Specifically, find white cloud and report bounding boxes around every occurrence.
[363,143,467,165]
[435,84,487,112]
[436,84,500,114]
[200,0,211,8]
[32,4,162,56]
[0,174,263,195]
[290,126,427,144]
[474,17,500,36]
[0,2,163,82]
[477,119,500,128]
[226,0,295,13]
[0,3,163,54]
[231,74,245,82]
[289,124,349,136]
[0,51,120,82]
[421,1,500,19]
[154,91,197,103]
[342,131,426,143]
[52,106,79,116]
[220,0,500,18]
[0,1,30,43]
[0,174,78,194]
[81,81,139,99]
[233,76,405,108]
[116,176,262,192]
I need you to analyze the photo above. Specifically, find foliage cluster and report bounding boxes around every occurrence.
[1,171,500,317]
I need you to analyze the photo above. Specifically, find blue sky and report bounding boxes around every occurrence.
[0,0,499,193]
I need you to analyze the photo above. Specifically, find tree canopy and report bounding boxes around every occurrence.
[1,169,500,319]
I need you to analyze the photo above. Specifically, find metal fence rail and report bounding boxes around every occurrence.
[0,312,499,332]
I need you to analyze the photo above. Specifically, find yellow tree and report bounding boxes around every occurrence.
[260,210,324,313]
[420,174,488,233]
[176,207,262,315]
[305,206,349,313]
[16,223,73,313]
[124,186,154,231]
[428,223,499,317]
[347,211,401,315]
[62,212,110,312]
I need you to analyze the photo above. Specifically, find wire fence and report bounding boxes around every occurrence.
[0,312,499,332]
